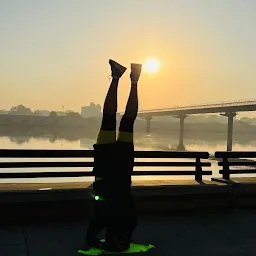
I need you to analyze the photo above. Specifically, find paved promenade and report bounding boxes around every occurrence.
[1,208,255,256]
[1,179,256,256]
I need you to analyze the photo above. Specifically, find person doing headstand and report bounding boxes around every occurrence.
[85,59,142,252]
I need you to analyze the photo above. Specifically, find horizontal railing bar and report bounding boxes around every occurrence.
[0,149,209,159]
[215,151,256,158]
[135,151,209,158]
[0,150,94,158]
[218,162,256,166]
[220,170,256,174]
[0,172,93,178]
[136,162,211,166]
[0,162,94,168]
[0,162,211,168]
[133,171,212,176]
[0,170,212,178]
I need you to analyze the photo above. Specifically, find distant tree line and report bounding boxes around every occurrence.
[0,105,82,118]
[0,105,256,125]
[0,105,100,128]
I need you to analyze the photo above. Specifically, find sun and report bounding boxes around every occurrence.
[144,58,160,72]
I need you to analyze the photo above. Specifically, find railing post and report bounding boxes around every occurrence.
[195,157,202,182]
[222,157,230,180]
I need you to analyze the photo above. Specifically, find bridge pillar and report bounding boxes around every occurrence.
[220,112,237,151]
[146,116,152,134]
[173,114,187,151]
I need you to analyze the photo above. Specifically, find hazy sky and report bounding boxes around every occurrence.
[1,0,256,113]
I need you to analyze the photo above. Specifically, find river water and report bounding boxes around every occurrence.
[1,132,256,183]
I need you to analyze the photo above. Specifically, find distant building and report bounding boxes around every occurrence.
[81,102,102,118]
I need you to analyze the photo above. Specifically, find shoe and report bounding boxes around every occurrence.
[130,63,142,83]
[109,59,127,79]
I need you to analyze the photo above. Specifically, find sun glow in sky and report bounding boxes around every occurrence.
[1,0,256,116]
[144,59,160,72]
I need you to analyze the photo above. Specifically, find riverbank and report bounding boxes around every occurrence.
[0,114,255,135]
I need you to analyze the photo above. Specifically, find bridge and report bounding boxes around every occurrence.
[134,99,256,151]
[137,99,256,116]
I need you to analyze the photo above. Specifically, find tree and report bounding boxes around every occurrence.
[47,111,59,126]
[49,111,58,118]
[9,105,33,115]
[65,110,74,114]
[65,112,82,118]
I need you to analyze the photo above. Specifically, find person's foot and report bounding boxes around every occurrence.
[130,63,142,84]
[109,59,127,79]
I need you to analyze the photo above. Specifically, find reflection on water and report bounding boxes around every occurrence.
[2,132,256,154]
[0,132,256,183]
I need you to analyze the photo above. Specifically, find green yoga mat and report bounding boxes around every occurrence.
[78,240,155,255]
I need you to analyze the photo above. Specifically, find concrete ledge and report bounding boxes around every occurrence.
[0,179,220,191]
[0,180,227,203]
[0,181,229,222]
[1,180,256,223]
[212,177,256,184]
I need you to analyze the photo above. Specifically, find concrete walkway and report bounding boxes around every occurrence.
[1,209,255,256]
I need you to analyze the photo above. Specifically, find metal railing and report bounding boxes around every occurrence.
[2,149,256,184]
[214,151,256,180]
[0,149,212,182]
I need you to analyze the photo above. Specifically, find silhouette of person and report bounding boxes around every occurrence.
[85,59,142,252]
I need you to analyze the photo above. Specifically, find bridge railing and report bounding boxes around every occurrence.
[137,99,256,113]
[214,151,256,180]
[0,150,212,182]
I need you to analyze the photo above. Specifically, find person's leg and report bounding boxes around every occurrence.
[85,60,126,248]
[94,60,126,182]
[97,59,127,145]
[117,63,142,142]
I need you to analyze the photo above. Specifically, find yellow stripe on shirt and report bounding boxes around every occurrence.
[96,130,116,144]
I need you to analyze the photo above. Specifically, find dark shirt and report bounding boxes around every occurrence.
[88,142,137,245]
[93,142,134,189]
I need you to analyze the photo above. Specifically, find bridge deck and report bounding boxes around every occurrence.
[1,208,255,256]
[137,100,256,116]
